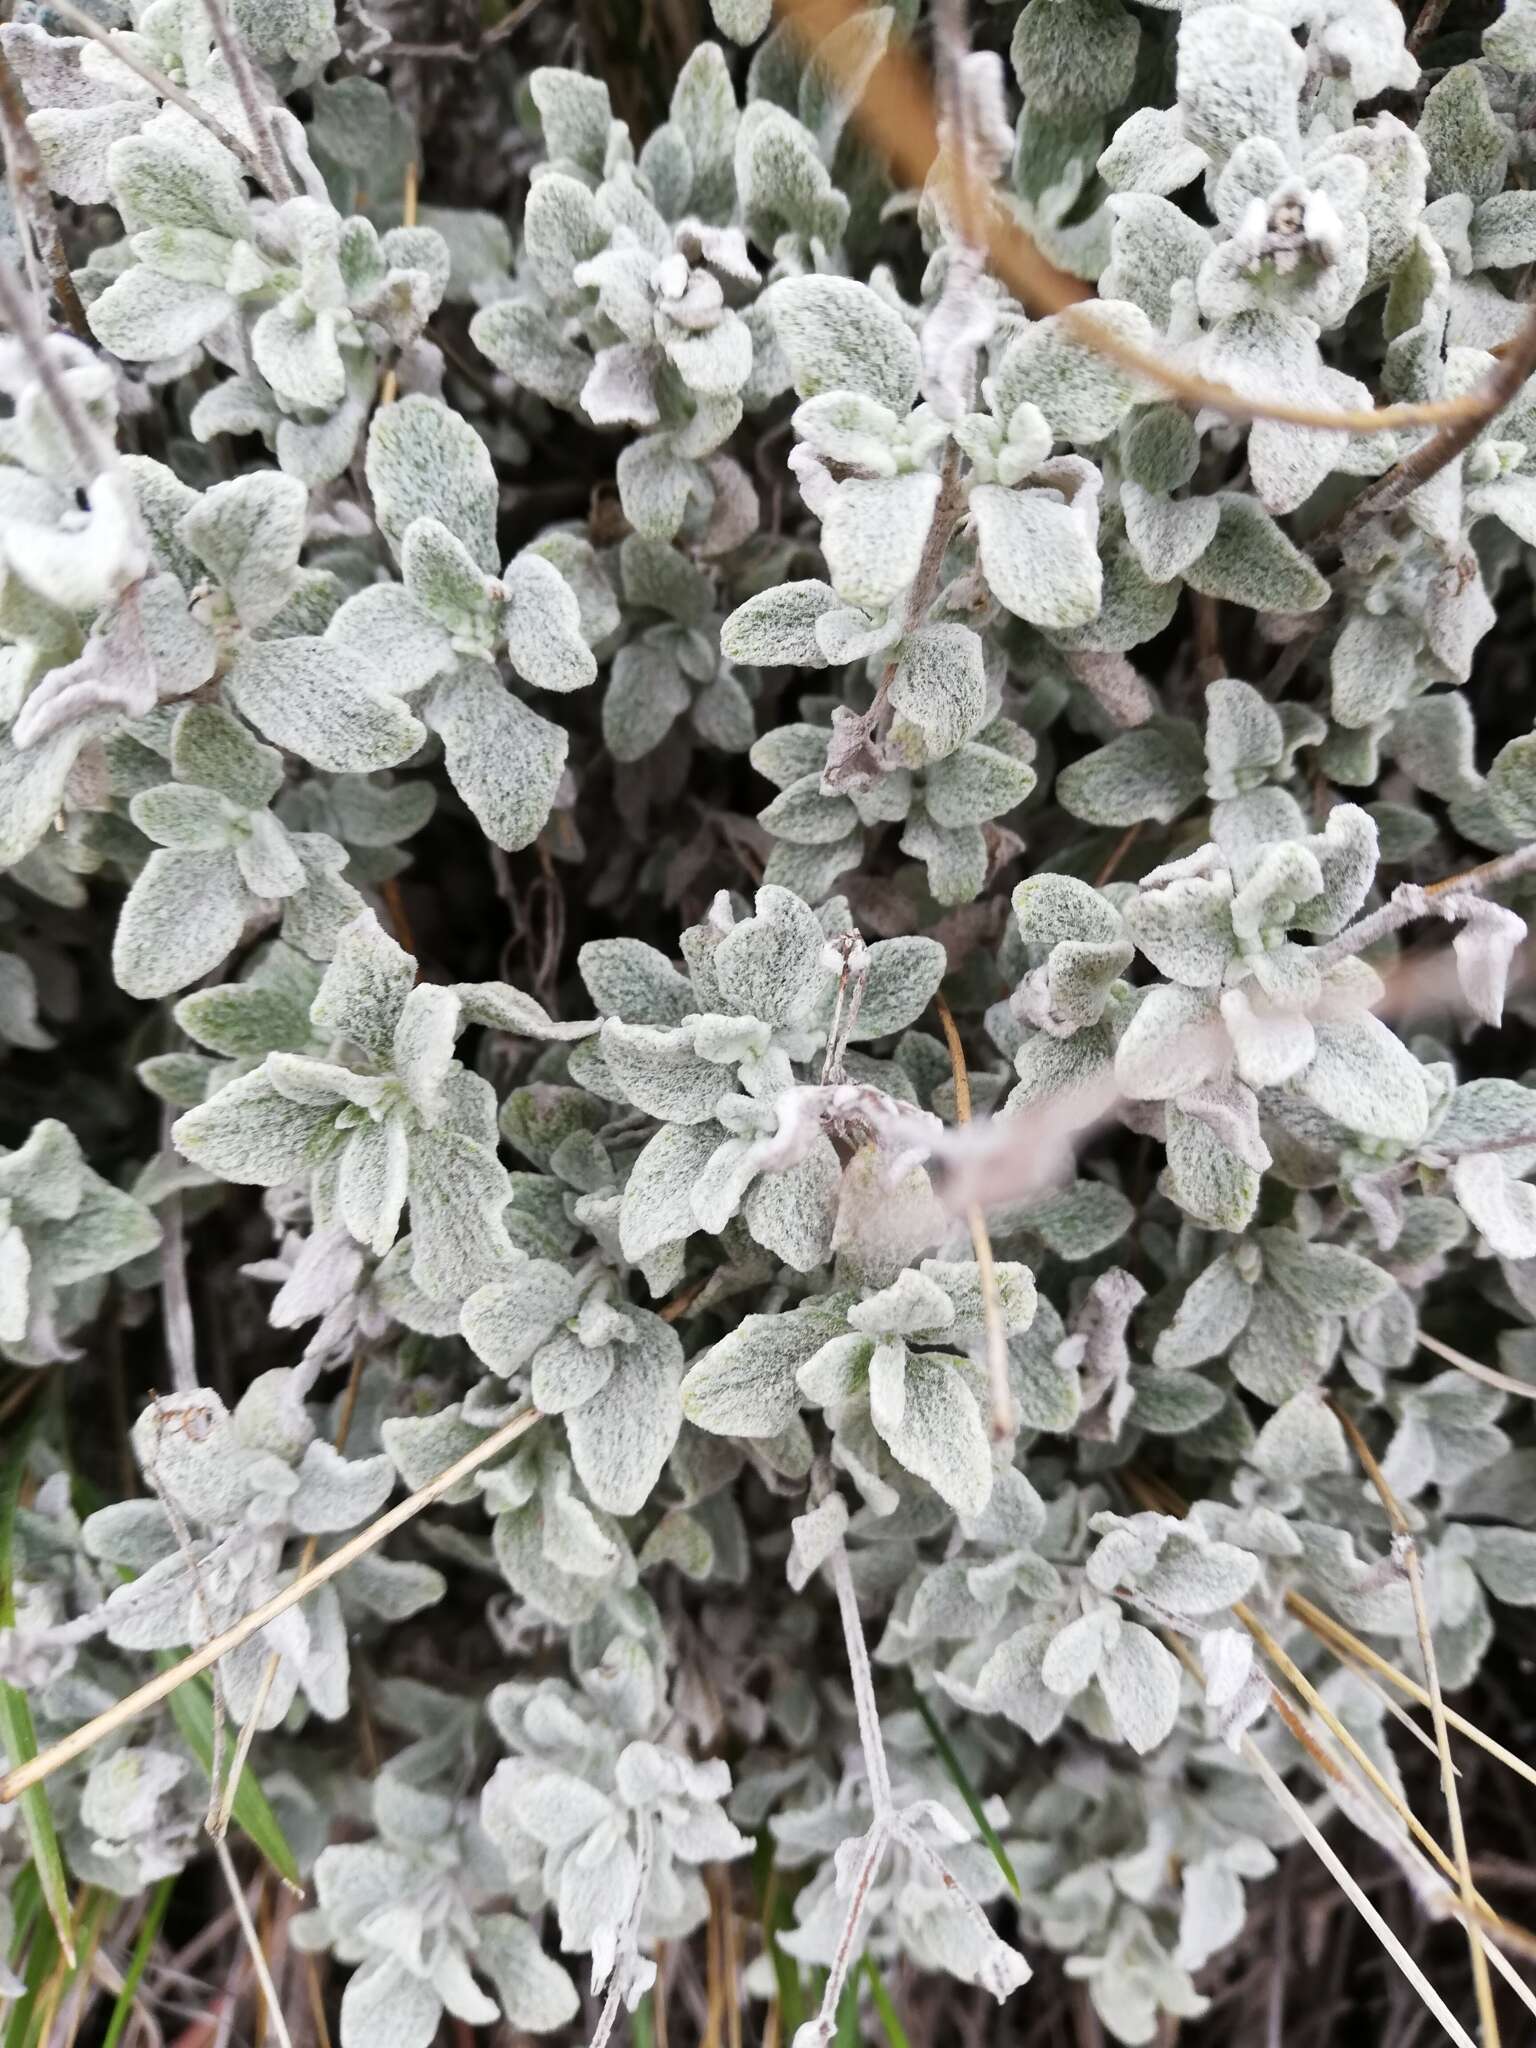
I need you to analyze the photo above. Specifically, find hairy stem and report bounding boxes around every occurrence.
[1320,305,1536,544]
[45,0,279,195]
[0,51,88,339]
[1315,840,1536,968]
[196,0,295,199]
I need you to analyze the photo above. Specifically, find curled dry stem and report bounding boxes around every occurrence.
[778,0,1536,439]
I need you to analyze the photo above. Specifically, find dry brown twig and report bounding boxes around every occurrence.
[0,48,88,338]
[41,0,281,196]
[377,157,418,410]
[0,1405,545,1805]
[1326,1400,1500,2046]
[777,0,1536,441]
[1161,1630,1483,2048]
[210,1351,368,1840]
[195,0,295,200]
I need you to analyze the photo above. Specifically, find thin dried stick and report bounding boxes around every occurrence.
[1315,842,1536,968]
[211,1352,367,1838]
[1330,1402,1501,2048]
[659,1274,710,1324]
[42,0,277,194]
[0,1405,544,1804]
[0,255,111,477]
[777,0,1525,439]
[1162,1631,1479,2048]
[302,1956,332,2048]
[652,1942,671,2048]
[703,1870,725,2048]
[797,1540,893,2048]
[1419,1330,1536,1402]
[1236,1602,1534,1955]
[0,49,88,338]
[1093,821,1143,889]
[1242,1734,1477,2048]
[1426,840,1536,900]
[212,1840,292,2048]
[722,1877,742,2048]
[1126,1471,1536,1790]
[1289,1592,1536,1791]
[933,993,1014,1441]
[1320,298,1536,542]
[377,158,418,409]
[1407,0,1454,53]
[195,0,294,199]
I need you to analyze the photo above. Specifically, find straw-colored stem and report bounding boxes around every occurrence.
[214,1839,292,2048]
[933,993,1014,1440]
[1164,1631,1479,2048]
[1419,1331,1536,1402]
[0,1407,543,1805]
[1329,1401,1501,2047]
[211,1351,367,1838]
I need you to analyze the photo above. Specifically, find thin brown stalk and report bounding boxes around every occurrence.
[211,1352,367,1838]
[653,1942,671,2048]
[0,1406,544,1805]
[0,50,88,339]
[42,0,276,194]
[1289,1592,1536,1792]
[722,1874,742,2048]
[778,0,1519,438]
[1329,1402,1501,2047]
[0,256,111,477]
[659,1274,710,1324]
[1320,307,1536,542]
[0,1368,47,1431]
[213,1840,292,2048]
[1163,1631,1480,2048]
[303,1956,332,2048]
[377,159,418,410]
[1419,1331,1536,1402]
[933,993,1014,1440]
[1237,1602,1536,1956]
[1094,821,1143,888]
[195,0,294,199]
[1407,0,1453,52]
[703,1869,725,2048]
[1425,839,1536,900]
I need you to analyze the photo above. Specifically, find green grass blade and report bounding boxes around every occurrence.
[630,1991,655,2048]
[7,1862,41,1966]
[101,1879,173,2048]
[833,1964,862,2046]
[2,1892,57,2048]
[0,1408,76,1965]
[912,1690,1021,1901]
[864,1957,911,2048]
[752,1832,805,2036]
[157,1663,300,1889]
